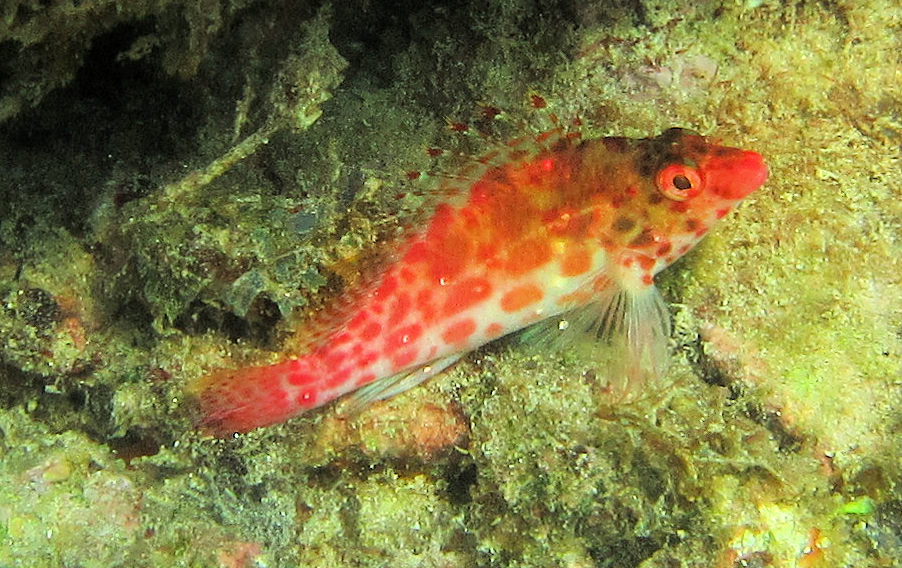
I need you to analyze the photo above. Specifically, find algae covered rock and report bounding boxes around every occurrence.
[1,1,901,566]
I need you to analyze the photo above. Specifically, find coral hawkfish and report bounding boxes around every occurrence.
[194,110,768,435]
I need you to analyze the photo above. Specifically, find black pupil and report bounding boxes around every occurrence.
[672,174,692,190]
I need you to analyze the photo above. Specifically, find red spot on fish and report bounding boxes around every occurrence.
[386,324,423,352]
[416,289,437,323]
[324,349,348,369]
[561,246,592,276]
[392,348,417,370]
[287,368,316,386]
[347,311,369,330]
[331,331,353,346]
[355,373,376,387]
[297,388,317,407]
[442,277,492,316]
[501,284,544,313]
[403,241,428,264]
[400,266,417,284]
[504,238,553,275]
[638,256,655,271]
[376,275,398,299]
[388,293,412,324]
[325,367,352,388]
[485,322,504,337]
[356,350,378,367]
[442,319,477,344]
[361,321,382,341]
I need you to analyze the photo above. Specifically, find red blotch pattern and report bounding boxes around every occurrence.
[504,238,553,275]
[416,289,437,323]
[560,245,592,277]
[386,324,424,352]
[442,319,477,345]
[361,321,382,341]
[485,322,504,338]
[391,348,418,371]
[442,277,493,316]
[297,388,317,406]
[500,284,544,313]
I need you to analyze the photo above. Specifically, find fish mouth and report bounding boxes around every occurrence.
[706,148,769,200]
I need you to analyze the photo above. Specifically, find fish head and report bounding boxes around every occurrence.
[598,128,768,272]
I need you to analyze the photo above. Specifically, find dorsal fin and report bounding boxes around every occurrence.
[410,93,585,205]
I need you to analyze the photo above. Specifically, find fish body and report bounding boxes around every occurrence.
[195,126,768,435]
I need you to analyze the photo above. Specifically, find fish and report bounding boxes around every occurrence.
[192,120,768,436]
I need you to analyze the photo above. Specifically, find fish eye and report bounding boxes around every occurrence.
[656,164,703,201]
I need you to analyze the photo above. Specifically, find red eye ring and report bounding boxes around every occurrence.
[656,164,703,201]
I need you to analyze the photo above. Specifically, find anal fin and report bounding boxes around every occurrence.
[340,353,464,413]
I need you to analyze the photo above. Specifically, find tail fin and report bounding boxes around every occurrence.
[191,359,321,436]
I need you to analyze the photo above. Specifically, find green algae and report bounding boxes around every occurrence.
[1,1,901,567]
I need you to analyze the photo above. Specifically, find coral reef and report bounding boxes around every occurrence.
[1,0,900,567]
[0,0,264,122]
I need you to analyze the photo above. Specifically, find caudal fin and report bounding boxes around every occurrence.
[191,359,321,436]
